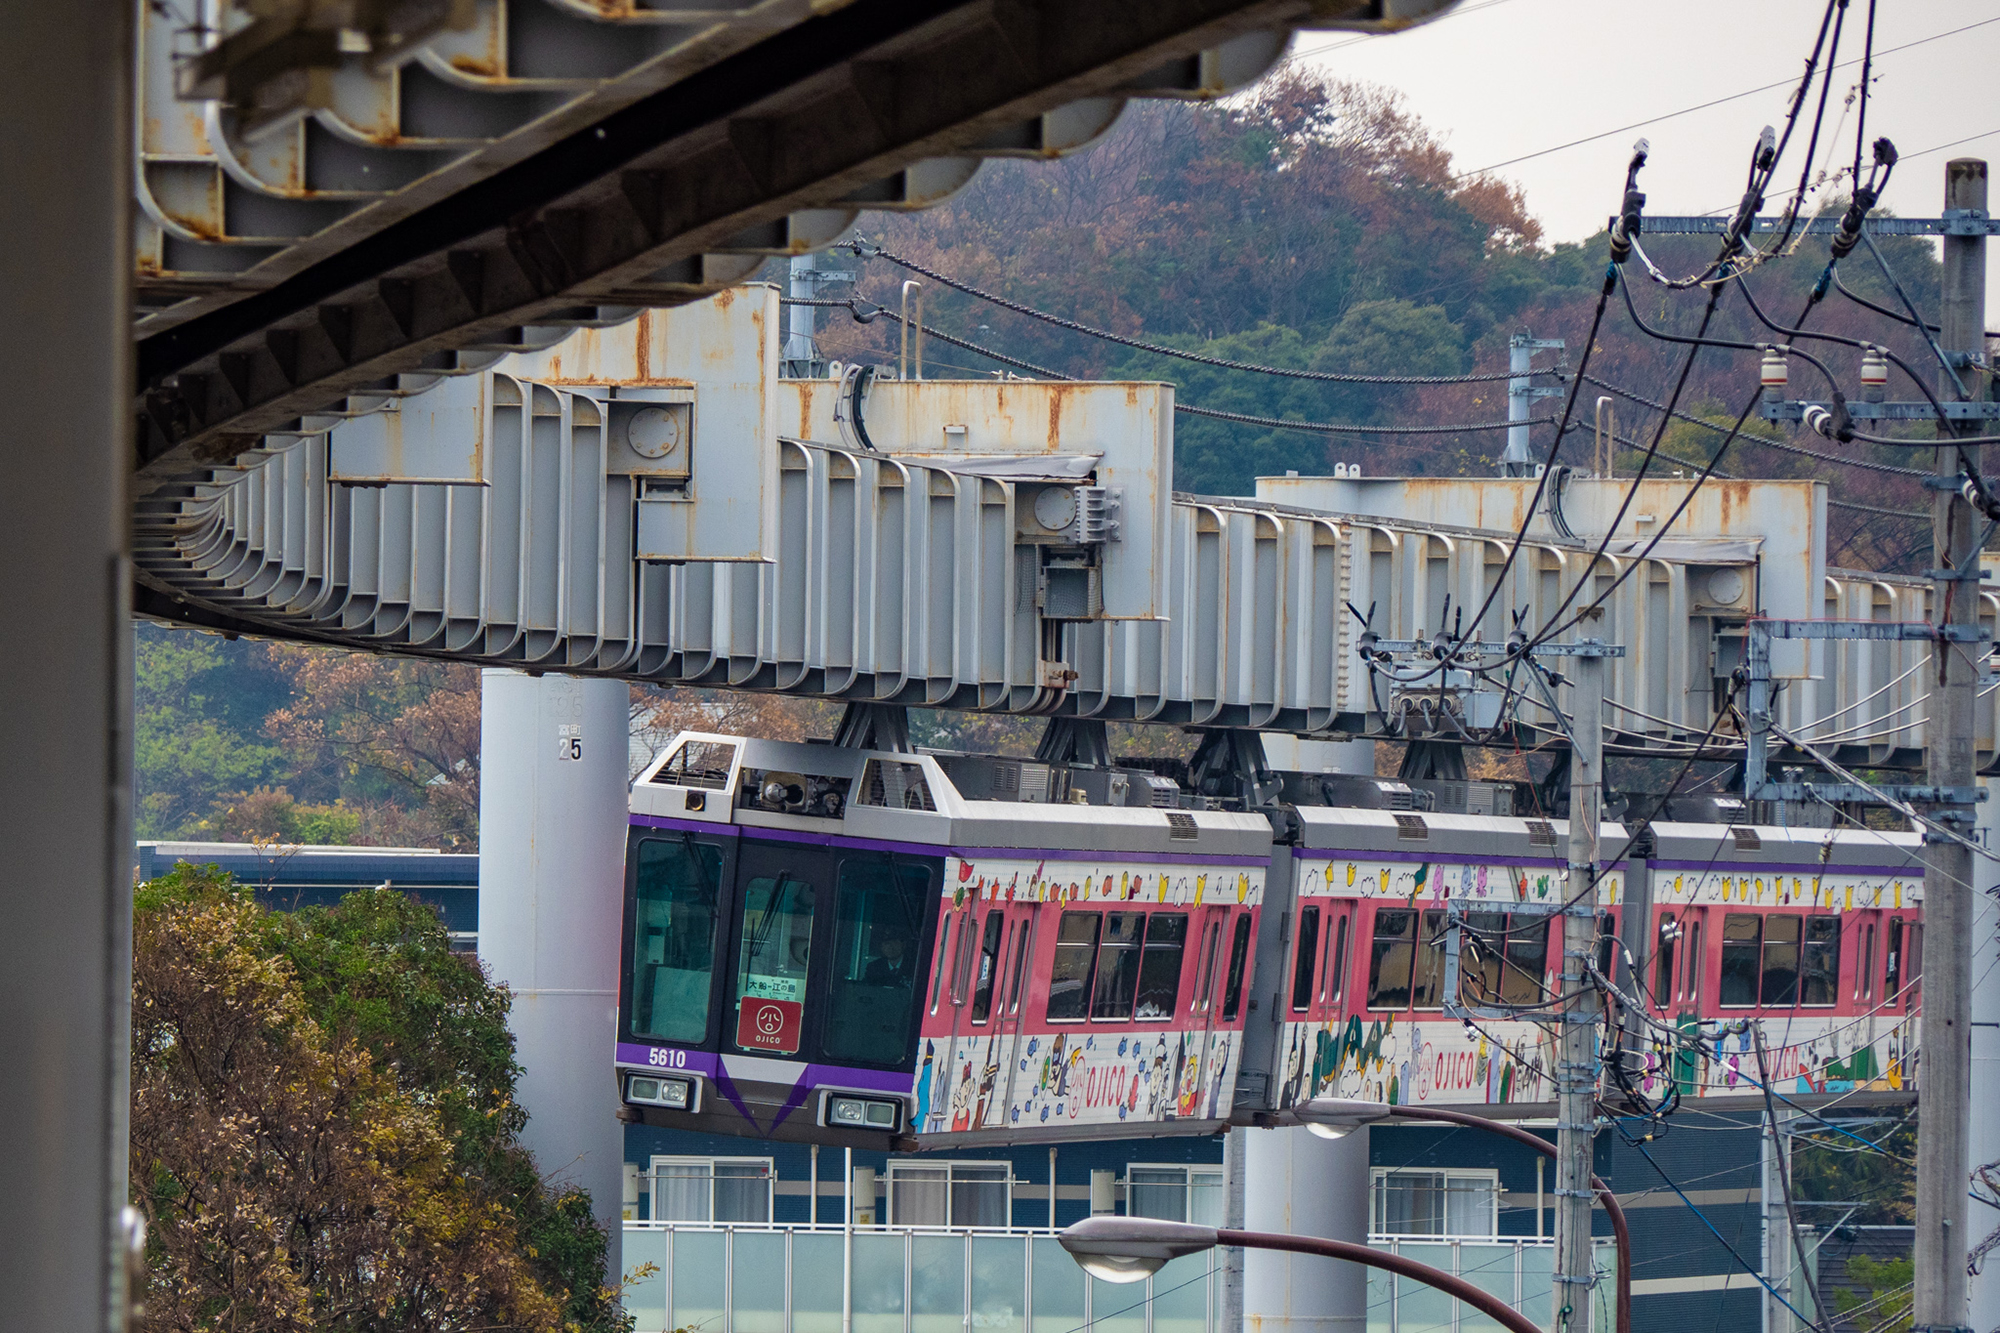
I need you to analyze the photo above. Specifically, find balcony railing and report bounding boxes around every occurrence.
[621,1224,1615,1333]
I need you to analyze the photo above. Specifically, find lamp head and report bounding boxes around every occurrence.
[1295,1097,1393,1140]
[1058,1217,1219,1284]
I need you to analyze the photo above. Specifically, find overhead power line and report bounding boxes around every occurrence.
[1443,14,2000,179]
[793,299,1548,436]
[838,242,1531,385]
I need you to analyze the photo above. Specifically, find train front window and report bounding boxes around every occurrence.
[823,859,930,1066]
[1047,913,1101,1021]
[1800,917,1840,1007]
[1135,914,1187,1019]
[732,874,815,1055]
[1719,913,1761,1007]
[629,837,725,1045]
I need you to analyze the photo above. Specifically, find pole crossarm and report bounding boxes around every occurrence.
[1631,213,2000,237]
[1743,618,1993,805]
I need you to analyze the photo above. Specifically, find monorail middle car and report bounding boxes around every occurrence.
[615,732,1924,1151]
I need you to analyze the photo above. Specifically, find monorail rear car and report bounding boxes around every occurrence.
[616,732,1923,1151]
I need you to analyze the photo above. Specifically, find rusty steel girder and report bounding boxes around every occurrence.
[135,0,1464,499]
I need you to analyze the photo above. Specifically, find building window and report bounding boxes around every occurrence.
[1127,1165,1224,1226]
[1369,1168,1499,1238]
[648,1157,774,1222]
[888,1161,1012,1227]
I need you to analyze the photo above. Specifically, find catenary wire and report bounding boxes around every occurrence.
[835,242,1534,385]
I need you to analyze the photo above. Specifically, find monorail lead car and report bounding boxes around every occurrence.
[616,731,1923,1151]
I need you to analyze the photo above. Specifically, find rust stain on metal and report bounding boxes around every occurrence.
[449,53,499,78]
[634,311,652,373]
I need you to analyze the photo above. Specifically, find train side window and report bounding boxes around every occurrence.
[1005,918,1032,1016]
[927,920,952,1016]
[733,873,816,1055]
[1884,918,1904,1001]
[1857,922,1876,1003]
[1324,914,1350,1007]
[949,912,980,1005]
[1410,909,1447,1010]
[628,838,725,1045]
[1193,921,1222,1014]
[1594,913,1617,977]
[1653,914,1678,1009]
[1800,917,1840,1007]
[1290,907,1322,1013]
[970,911,1005,1023]
[1136,914,1188,1019]
[1501,916,1548,1007]
[1219,914,1254,1020]
[1719,913,1762,1007]
[1368,909,1417,1010]
[1761,915,1802,1007]
[823,859,931,1066]
[1047,912,1101,1021]
[1460,912,1507,1005]
[1907,923,1923,1009]
[1092,913,1146,1020]
[1680,917,1703,1005]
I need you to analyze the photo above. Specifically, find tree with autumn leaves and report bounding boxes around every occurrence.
[132,865,629,1332]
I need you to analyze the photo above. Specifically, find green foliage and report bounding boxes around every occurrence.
[1832,1254,1912,1333]
[1791,1115,1916,1226]
[134,624,289,838]
[135,865,628,1333]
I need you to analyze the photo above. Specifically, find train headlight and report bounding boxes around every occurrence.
[626,1074,694,1110]
[826,1095,901,1130]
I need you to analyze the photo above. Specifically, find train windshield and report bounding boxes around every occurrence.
[630,837,726,1044]
[824,861,931,1064]
[734,874,817,1055]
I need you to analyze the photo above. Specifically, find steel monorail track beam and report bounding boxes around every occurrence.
[132,0,1323,493]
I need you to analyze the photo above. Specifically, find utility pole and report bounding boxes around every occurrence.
[1916,157,1988,1333]
[1555,639,1608,1333]
[1502,334,1564,476]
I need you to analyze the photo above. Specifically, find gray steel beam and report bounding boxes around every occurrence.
[0,1,138,1329]
[132,0,1339,491]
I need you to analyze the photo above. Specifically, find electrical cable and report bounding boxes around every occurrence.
[1859,228,1971,400]
[1633,1140,1824,1327]
[1752,1024,1839,1333]
[1448,15,2000,180]
[836,242,1530,384]
[788,298,1554,439]
[1829,267,1936,333]
[1734,269,1952,423]
[1578,374,1928,478]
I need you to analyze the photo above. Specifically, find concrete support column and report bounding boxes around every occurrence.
[480,671,629,1277]
[1241,1126,1372,1333]
[1968,777,2000,1333]
[0,4,135,1330]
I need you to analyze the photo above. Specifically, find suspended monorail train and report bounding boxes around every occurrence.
[616,732,1924,1151]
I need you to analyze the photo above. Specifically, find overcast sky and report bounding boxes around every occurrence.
[1294,0,2000,315]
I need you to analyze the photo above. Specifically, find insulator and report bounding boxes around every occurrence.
[1760,346,1789,400]
[1859,345,1889,403]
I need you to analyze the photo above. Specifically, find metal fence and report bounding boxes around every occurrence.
[621,1224,1614,1333]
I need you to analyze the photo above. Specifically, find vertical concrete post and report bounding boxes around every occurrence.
[0,4,136,1330]
[1242,1127,1372,1333]
[480,671,628,1279]
[1238,737,1374,1333]
[1968,776,2000,1333]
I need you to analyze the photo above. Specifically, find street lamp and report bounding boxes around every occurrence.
[1058,1216,1543,1333]
[1291,1098,1631,1333]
